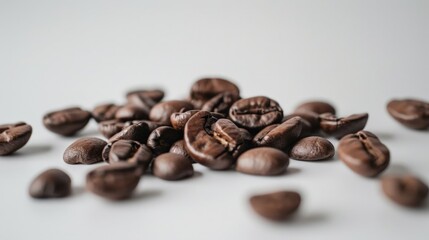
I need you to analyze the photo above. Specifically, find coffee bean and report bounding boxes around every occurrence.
[381,175,428,207]
[290,136,334,161]
[249,191,301,221]
[126,94,156,114]
[252,117,302,150]
[126,89,165,103]
[201,92,239,115]
[283,111,320,132]
[338,131,389,177]
[152,153,194,181]
[229,96,283,130]
[86,162,141,200]
[386,99,429,130]
[124,120,164,132]
[149,100,194,125]
[29,169,71,199]
[115,105,148,122]
[169,140,195,163]
[189,78,240,108]
[63,137,107,164]
[43,107,92,136]
[109,121,150,144]
[0,122,32,156]
[98,120,125,138]
[295,101,336,115]
[170,110,200,131]
[320,113,368,139]
[236,147,289,176]
[103,140,153,171]
[92,103,121,123]
[147,126,182,156]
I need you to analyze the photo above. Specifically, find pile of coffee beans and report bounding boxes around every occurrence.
[1,77,428,222]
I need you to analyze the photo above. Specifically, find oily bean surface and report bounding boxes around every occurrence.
[169,140,195,163]
[147,126,183,156]
[63,137,107,164]
[109,121,150,144]
[320,113,368,139]
[189,78,240,108]
[103,140,153,171]
[252,117,302,150]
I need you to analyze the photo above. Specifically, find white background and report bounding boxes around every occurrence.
[0,1,428,239]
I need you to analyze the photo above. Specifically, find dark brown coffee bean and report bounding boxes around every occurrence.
[387,99,429,130]
[98,120,125,138]
[338,131,389,177]
[170,110,200,131]
[29,169,71,199]
[92,103,121,123]
[109,121,150,144]
[149,100,194,125]
[295,101,336,115]
[115,105,148,121]
[189,78,240,108]
[250,191,301,221]
[201,92,239,115]
[86,162,141,200]
[320,113,368,139]
[152,153,194,181]
[147,126,182,156]
[103,140,153,171]
[169,140,195,163]
[0,122,32,156]
[236,147,289,176]
[126,89,165,103]
[283,111,320,132]
[43,107,92,136]
[252,117,302,151]
[381,175,428,207]
[229,96,283,130]
[63,137,107,164]
[124,120,164,132]
[290,136,334,161]
[126,94,156,114]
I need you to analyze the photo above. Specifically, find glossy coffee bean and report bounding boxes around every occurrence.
[92,103,121,123]
[109,121,150,144]
[320,113,368,139]
[381,175,428,207]
[0,122,32,156]
[201,92,239,115]
[189,78,240,108]
[338,131,389,177]
[289,136,334,161]
[152,153,194,181]
[387,99,429,130]
[236,147,289,176]
[29,169,71,199]
[250,191,301,221]
[170,110,200,131]
[103,140,153,171]
[169,140,195,163]
[126,94,156,114]
[86,162,141,200]
[253,117,302,151]
[229,96,283,130]
[149,100,194,125]
[126,89,165,103]
[98,120,125,139]
[124,120,164,133]
[43,107,92,136]
[283,111,320,132]
[63,137,107,164]
[295,101,336,115]
[115,105,148,121]
[147,126,182,156]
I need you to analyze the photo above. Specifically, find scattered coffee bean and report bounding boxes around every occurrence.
[386,99,429,130]
[126,94,156,114]
[290,136,334,161]
[63,137,107,164]
[381,175,428,207]
[236,147,289,176]
[320,113,368,139]
[169,140,195,163]
[29,169,71,199]
[152,153,194,181]
[252,117,302,150]
[103,140,153,172]
[147,126,183,156]
[98,120,125,139]
[43,107,92,136]
[149,100,194,125]
[189,78,240,108]
[109,121,150,144]
[92,103,121,123]
[201,92,239,115]
[126,89,165,103]
[249,191,301,221]
[170,110,200,131]
[283,111,320,132]
[124,120,164,132]
[295,101,336,115]
[115,105,148,121]
[338,131,389,177]
[0,122,32,156]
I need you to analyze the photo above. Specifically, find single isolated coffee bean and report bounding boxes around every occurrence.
[126,89,165,103]
[103,140,153,172]
[320,113,368,139]
[169,140,195,163]
[289,136,335,161]
[86,162,141,200]
[295,101,336,115]
[92,103,121,123]
[43,107,92,136]
[109,121,150,144]
[386,99,429,130]
[29,169,71,199]
[381,175,428,207]
[147,126,183,156]
[63,137,107,164]
[149,100,194,125]
[152,153,194,181]
[98,120,125,139]
[189,77,240,108]
[0,122,32,156]
[115,105,148,121]
[338,131,389,177]
[249,191,301,221]
[229,96,283,130]
[170,110,200,131]
[201,92,239,115]
[236,147,289,176]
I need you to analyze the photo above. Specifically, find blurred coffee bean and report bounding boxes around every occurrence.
[169,140,195,163]
[170,110,200,131]
[92,103,121,123]
[236,147,289,176]
[0,122,32,156]
[126,89,165,103]
[115,105,148,122]
[152,153,194,181]
[250,191,301,221]
[320,113,368,139]
[283,111,320,132]
[147,126,182,156]
[126,94,156,114]
[109,121,150,144]
[387,99,429,130]
[63,137,107,164]
[381,175,428,207]
[43,107,92,136]
[103,140,153,172]
[29,169,71,199]
[295,101,336,115]
[98,120,125,139]
[124,120,164,132]
[201,92,239,115]
[290,136,334,161]
[149,100,194,125]
[189,77,240,108]
[252,117,302,150]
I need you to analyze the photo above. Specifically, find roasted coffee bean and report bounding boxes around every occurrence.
[126,94,156,114]
[201,92,239,114]
[98,120,125,138]
[189,78,240,108]
[124,120,164,132]
[115,105,148,121]
[103,140,152,170]
[170,110,200,131]
[92,103,121,123]
[229,96,283,130]
[283,111,320,132]
[381,175,428,207]
[126,89,165,103]
[152,153,194,181]
[63,137,107,164]
[184,111,249,170]
[250,191,301,221]
[236,147,289,176]
[290,136,334,161]
[252,117,302,151]
[86,162,141,200]
[295,101,336,115]
[338,131,389,177]
[0,122,32,156]
[147,126,182,156]
[109,121,150,144]
[29,169,71,199]
[386,99,429,130]
[149,100,194,125]
[43,107,92,136]
[169,140,195,163]
[320,113,368,139]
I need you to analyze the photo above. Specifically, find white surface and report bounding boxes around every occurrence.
[1,1,428,239]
